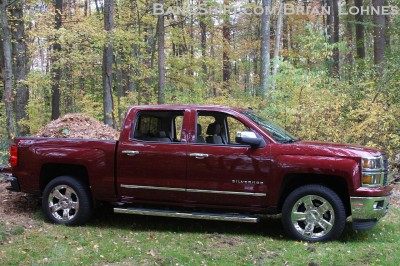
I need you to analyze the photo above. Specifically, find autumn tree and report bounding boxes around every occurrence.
[157,0,166,104]
[272,0,283,86]
[372,0,386,73]
[354,0,365,59]
[259,0,271,99]
[103,0,115,127]
[1,0,15,138]
[222,0,231,91]
[51,0,62,120]
[10,0,29,134]
[332,0,339,76]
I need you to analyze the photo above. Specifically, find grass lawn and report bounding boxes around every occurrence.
[0,202,399,265]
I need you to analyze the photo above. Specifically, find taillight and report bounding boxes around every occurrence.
[10,145,18,167]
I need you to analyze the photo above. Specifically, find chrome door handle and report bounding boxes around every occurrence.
[122,150,139,156]
[189,153,209,159]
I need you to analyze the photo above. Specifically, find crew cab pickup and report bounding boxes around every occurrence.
[5,105,393,242]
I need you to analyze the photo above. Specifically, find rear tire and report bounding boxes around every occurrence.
[42,176,92,225]
[282,184,346,242]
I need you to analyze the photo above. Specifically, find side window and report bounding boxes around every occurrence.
[226,116,249,144]
[195,111,250,145]
[174,115,184,142]
[196,114,216,144]
[136,116,160,138]
[132,111,184,143]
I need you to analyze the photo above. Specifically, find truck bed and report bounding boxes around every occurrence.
[12,137,118,201]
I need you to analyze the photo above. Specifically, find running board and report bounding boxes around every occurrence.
[114,207,260,223]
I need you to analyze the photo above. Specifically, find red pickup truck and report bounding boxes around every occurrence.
[4,105,392,242]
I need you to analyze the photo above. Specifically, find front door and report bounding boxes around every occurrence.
[186,110,271,207]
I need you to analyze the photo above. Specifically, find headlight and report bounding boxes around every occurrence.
[361,156,384,187]
[362,173,382,186]
[362,157,382,169]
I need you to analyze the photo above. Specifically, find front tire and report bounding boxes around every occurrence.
[282,184,346,242]
[42,176,92,225]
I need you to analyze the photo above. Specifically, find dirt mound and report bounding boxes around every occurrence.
[35,114,119,140]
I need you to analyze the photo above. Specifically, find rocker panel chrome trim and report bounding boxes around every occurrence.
[186,188,266,197]
[120,184,266,197]
[120,184,185,192]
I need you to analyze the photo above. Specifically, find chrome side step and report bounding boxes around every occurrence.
[114,207,260,223]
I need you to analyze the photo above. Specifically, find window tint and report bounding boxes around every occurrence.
[132,111,184,143]
[196,111,249,145]
[196,115,215,144]
[226,116,249,144]
[137,116,160,138]
[174,115,184,141]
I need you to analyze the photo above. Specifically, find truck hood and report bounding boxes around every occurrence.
[274,141,384,159]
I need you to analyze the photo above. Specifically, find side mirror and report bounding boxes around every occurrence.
[235,131,265,148]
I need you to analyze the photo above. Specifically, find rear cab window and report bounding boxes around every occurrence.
[132,110,185,143]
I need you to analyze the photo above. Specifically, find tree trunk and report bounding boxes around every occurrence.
[272,0,283,79]
[332,0,339,76]
[222,0,231,91]
[143,25,154,103]
[326,0,333,40]
[259,0,271,99]
[84,0,88,16]
[11,1,29,135]
[199,0,207,78]
[157,1,166,104]
[103,0,115,127]
[345,0,354,78]
[94,0,100,14]
[51,0,62,120]
[372,0,386,73]
[0,33,3,87]
[115,50,125,128]
[1,0,15,139]
[354,0,365,59]
[385,8,390,54]
[282,11,289,58]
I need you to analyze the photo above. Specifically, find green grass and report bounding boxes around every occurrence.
[0,206,399,265]
[0,222,25,245]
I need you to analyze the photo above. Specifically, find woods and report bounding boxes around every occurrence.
[0,0,399,159]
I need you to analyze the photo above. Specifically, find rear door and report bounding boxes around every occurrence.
[116,108,190,203]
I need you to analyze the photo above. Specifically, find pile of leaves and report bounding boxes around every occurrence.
[35,114,119,140]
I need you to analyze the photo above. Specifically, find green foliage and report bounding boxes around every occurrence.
[263,58,400,162]
[8,0,399,167]
[18,71,52,134]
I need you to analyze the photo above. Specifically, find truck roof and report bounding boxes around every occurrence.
[128,104,248,113]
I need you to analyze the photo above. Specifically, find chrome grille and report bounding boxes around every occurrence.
[382,156,389,186]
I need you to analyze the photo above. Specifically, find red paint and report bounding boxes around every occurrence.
[8,105,393,213]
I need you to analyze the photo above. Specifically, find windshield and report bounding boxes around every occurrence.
[243,111,298,143]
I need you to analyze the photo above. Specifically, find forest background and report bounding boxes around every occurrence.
[0,0,399,165]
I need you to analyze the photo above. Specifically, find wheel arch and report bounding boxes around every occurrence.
[277,173,351,216]
[39,163,90,192]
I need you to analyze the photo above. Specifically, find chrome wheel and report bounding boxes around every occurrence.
[290,194,335,239]
[48,185,80,222]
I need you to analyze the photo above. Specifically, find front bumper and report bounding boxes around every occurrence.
[350,194,391,230]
